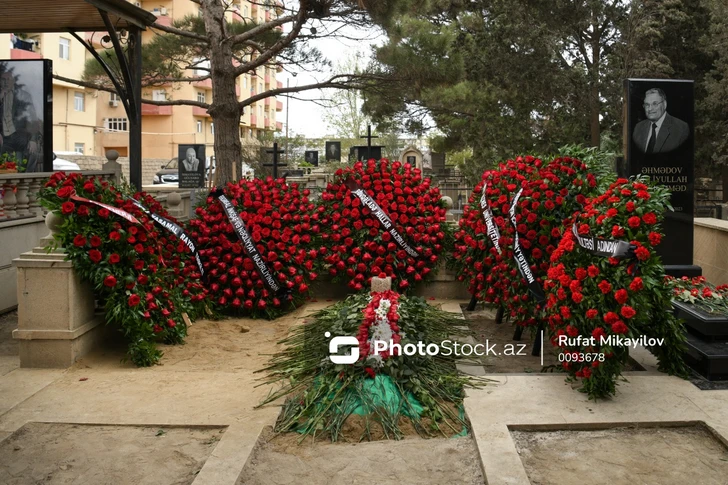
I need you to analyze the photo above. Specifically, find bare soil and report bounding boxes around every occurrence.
[512,425,728,485]
[462,304,643,373]
[237,426,485,485]
[0,422,225,485]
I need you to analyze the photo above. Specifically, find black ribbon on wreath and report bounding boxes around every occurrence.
[211,188,291,300]
[344,177,420,258]
[479,182,502,255]
[129,198,207,283]
[571,223,636,259]
[508,188,546,303]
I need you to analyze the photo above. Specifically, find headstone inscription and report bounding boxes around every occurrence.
[625,79,696,268]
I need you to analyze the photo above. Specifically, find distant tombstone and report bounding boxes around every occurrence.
[285,169,304,177]
[430,153,446,172]
[400,146,423,169]
[325,141,341,161]
[178,144,206,189]
[350,145,383,161]
[625,79,695,268]
[304,150,319,166]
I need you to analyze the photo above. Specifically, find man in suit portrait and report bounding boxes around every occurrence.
[632,88,689,154]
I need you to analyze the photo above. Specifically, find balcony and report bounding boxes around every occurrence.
[10,48,41,60]
[141,103,173,115]
[193,106,211,117]
[250,115,257,126]
[153,15,172,27]
[264,97,271,107]
[264,74,270,85]
[276,100,283,111]
[193,78,212,89]
[264,117,270,128]
[276,121,282,131]
[277,81,283,89]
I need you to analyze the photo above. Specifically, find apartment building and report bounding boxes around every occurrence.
[1,0,282,162]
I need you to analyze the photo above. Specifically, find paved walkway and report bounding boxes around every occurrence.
[2,300,728,485]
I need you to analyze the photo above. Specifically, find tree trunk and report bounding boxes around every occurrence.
[202,0,243,186]
[589,19,601,148]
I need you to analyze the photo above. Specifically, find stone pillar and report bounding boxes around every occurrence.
[12,212,107,368]
[103,149,122,184]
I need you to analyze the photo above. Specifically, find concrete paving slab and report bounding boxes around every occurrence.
[464,374,728,485]
[193,423,273,485]
[0,356,18,377]
[0,368,65,419]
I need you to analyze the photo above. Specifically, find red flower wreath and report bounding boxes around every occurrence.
[189,177,322,317]
[319,159,449,292]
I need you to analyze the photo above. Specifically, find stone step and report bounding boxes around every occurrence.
[684,333,728,381]
[18,251,68,261]
[32,246,65,255]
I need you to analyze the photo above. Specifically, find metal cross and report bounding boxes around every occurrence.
[360,125,379,160]
[264,142,287,178]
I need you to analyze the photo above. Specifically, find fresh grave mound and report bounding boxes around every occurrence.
[0,423,225,485]
[511,424,728,485]
[237,425,485,485]
[257,291,484,441]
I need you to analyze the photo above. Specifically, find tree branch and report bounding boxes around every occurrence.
[52,74,211,109]
[151,21,208,42]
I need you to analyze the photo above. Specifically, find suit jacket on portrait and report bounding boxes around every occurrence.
[632,113,689,154]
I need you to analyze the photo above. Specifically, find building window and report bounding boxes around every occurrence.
[152,89,166,101]
[74,143,84,154]
[104,117,128,132]
[196,120,202,133]
[197,91,206,103]
[74,92,85,111]
[59,37,70,60]
[211,123,214,134]
[110,92,119,102]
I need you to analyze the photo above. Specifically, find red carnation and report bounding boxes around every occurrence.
[98,208,110,218]
[642,212,657,225]
[614,289,628,304]
[626,201,635,212]
[56,186,73,198]
[77,205,89,217]
[648,232,662,246]
[109,253,121,264]
[61,201,75,214]
[587,265,599,277]
[635,246,650,261]
[103,275,117,288]
[629,277,643,292]
[612,225,625,238]
[109,231,121,241]
[364,367,376,379]
[620,305,636,319]
[627,216,641,229]
[128,294,141,307]
[598,280,612,294]
[83,182,95,193]
[586,309,598,319]
[90,236,102,248]
[88,249,102,263]
[592,327,606,340]
[611,320,629,334]
[73,234,86,247]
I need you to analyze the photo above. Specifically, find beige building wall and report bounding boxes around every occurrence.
[3,0,280,166]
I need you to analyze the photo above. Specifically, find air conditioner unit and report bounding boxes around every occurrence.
[160,7,167,15]
[134,1,141,6]
[109,100,119,107]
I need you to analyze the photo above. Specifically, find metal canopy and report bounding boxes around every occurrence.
[0,0,156,34]
[0,0,157,190]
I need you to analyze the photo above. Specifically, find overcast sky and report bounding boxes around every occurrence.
[277,16,384,139]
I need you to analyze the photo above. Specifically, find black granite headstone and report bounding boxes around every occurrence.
[349,145,383,161]
[430,152,446,172]
[178,144,206,188]
[625,79,695,266]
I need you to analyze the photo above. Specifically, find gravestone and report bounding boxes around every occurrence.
[625,79,697,270]
[349,145,383,162]
[430,153,446,173]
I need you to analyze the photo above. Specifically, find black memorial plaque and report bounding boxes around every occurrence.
[625,79,694,266]
[304,150,319,166]
[325,141,341,161]
[178,144,206,188]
